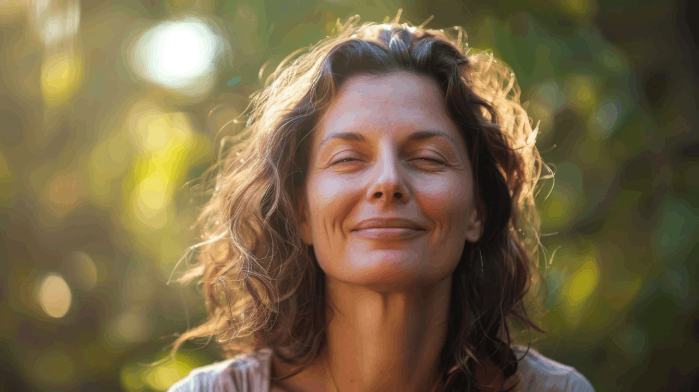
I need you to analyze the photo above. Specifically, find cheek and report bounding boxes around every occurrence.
[417,175,473,219]
[309,174,350,203]
[306,175,358,231]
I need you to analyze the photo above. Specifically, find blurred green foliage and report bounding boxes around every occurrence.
[1,0,697,391]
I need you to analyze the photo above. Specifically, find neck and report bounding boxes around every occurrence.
[271,277,516,392]
[320,277,451,392]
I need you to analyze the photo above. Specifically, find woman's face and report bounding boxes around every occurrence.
[297,71,482,289]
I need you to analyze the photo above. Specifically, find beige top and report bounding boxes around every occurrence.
[168,346,594,392]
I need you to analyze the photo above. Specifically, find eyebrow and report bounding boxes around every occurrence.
[318,130,458,149]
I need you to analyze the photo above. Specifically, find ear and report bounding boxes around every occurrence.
[465,198,484,243]
[295,187,313,246]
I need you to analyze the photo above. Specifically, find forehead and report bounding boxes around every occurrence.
[313,71,460,146]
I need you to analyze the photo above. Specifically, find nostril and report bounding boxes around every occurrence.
[372,191,404,200]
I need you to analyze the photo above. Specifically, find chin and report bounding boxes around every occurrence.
[321,252,455,291]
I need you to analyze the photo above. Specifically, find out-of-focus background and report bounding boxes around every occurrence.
[1,0,697,390]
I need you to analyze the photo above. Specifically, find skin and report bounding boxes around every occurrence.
[272,71,500,392]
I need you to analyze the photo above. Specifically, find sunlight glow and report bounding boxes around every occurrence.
[125,109,198,230]
[130,18,221,96]
[121,352,206,392]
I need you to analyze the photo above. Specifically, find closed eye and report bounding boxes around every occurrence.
[413,157,444,164]
[331,157,444,165]
[332,157,360,164]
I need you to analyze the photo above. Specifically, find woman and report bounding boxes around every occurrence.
[168,15,594,392]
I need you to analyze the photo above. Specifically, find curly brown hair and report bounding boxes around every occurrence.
[172,14,549,392]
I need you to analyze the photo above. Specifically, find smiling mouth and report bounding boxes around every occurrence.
[352,227,425,240]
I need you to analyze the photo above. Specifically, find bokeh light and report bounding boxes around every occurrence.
[614,324,648,358]
[130,18,223,96]
[40,50,83,107]
[35,273,72,319]
[34,0,81,46]
[565,257,600,308]
[106,305,151,347]
[69,251,98,291]
[594,99,623,136]
[122,104,207,231]
[565,74,597,113]
[86,130,132,203]
[534,80,565,113]
[39,170,86,223]
[553,0,597,18]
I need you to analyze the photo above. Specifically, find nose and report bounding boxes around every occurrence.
[366,151,409,205]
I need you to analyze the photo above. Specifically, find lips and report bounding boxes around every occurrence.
[352,227,424,240]
[352,218,425,231]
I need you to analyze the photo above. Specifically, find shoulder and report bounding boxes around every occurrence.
[168,349,274,392]
[511,346,595,392]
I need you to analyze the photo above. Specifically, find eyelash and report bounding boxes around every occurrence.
[332,157,444,165]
